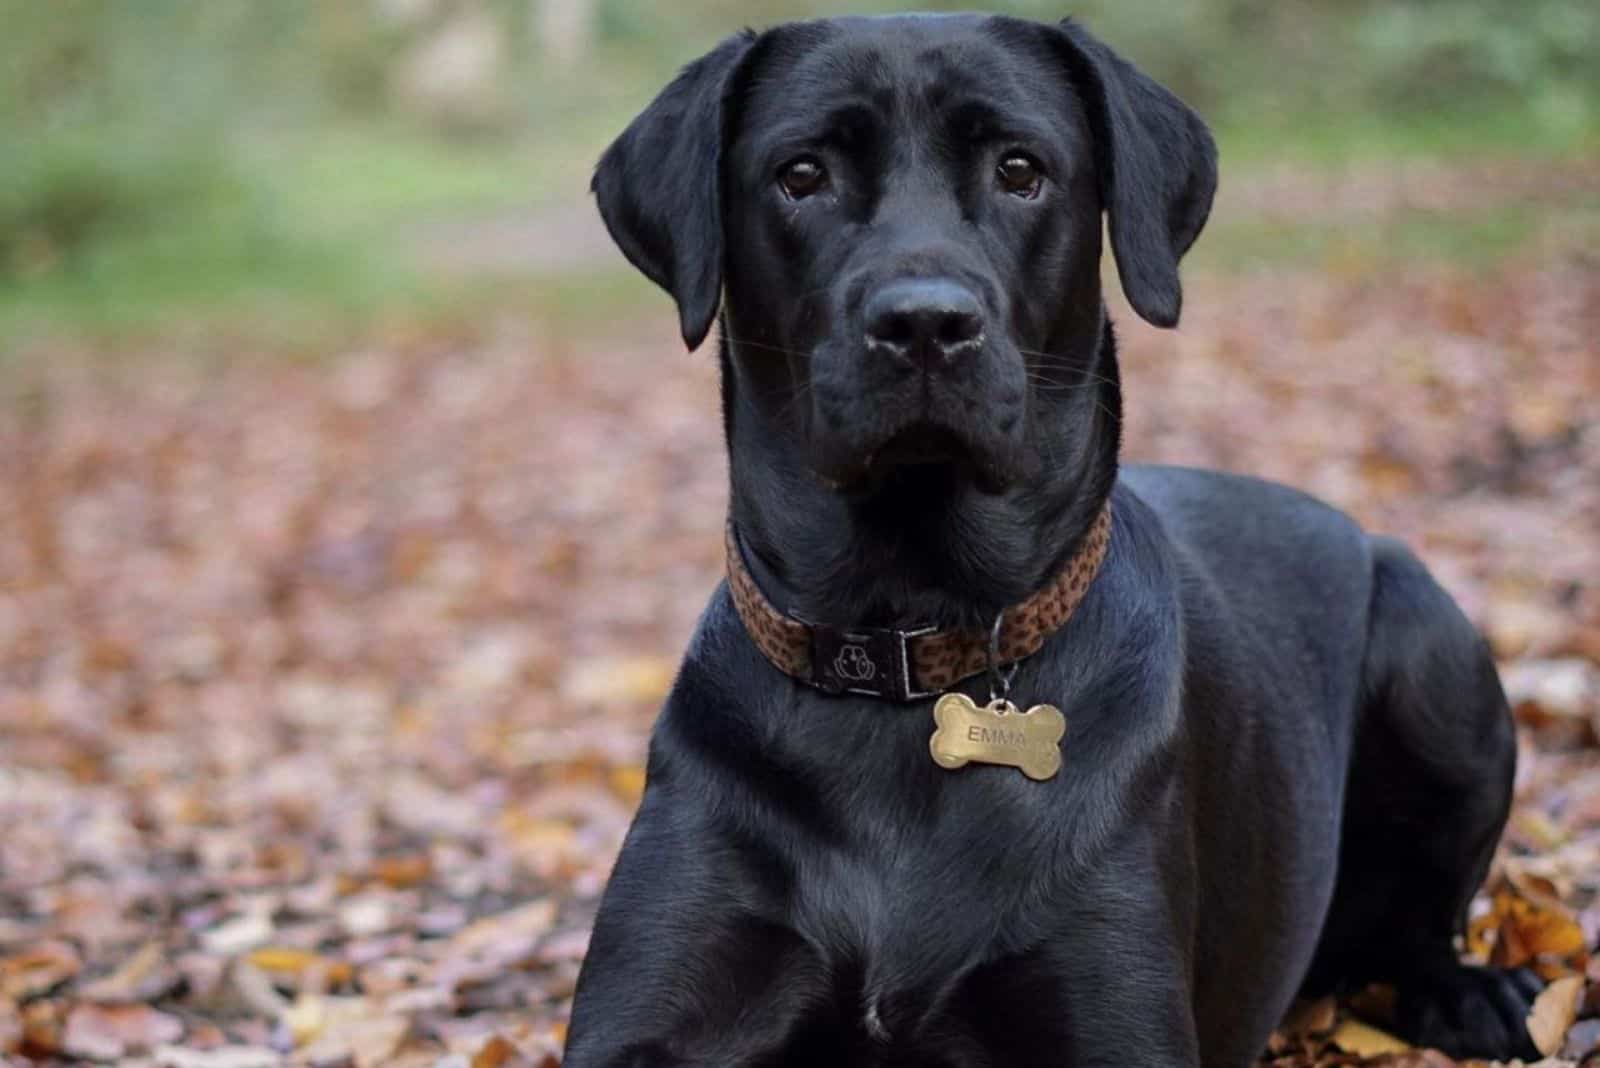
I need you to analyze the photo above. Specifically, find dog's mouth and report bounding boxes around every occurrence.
[869,423,969,469]
[822,420,1015,496]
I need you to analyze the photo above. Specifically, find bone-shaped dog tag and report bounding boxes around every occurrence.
[929,692,1065,781]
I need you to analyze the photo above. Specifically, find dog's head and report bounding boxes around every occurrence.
[594,14,1215,497]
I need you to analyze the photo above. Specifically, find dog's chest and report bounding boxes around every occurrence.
[776,760,1077,1039]
[788,845,1006,1046]
[770,689,1095,948]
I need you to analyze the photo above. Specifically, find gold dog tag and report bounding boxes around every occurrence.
[929,692,1065,781]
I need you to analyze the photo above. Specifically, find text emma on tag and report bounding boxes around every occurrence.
[967,724,1028,747]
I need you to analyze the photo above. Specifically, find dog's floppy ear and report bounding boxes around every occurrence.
[1053,20,1217,328]
[592,31,757,351]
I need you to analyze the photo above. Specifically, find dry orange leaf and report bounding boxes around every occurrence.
[246,947,353,988]
[371,853,432,889]
[473,1034,522,1068]
[0,942,81,1001]
[500,812,582,877]
[20,999,63,1058]
[1357,451,1418,499]
[1472,890,1588,973]
[609,765,647,804]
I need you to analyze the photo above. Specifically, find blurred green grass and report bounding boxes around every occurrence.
[1,0,1596,355]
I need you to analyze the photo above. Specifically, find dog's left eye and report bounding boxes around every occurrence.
[778,157,828,200]
[996,154,1044,199]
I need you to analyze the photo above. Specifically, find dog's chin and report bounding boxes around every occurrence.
[815,422,1019,498]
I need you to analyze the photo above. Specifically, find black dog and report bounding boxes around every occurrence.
[565,13,1536,1066]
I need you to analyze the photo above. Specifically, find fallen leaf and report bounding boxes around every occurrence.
[1278,996,1338,1039]
[1329,1018,1411,1057]
[609,765,647,805]
[284,994,333,1047]
[0,996,20,1053]
[0,942,81,1000]
[1501,861,1573,912]
[448,901,558,961]
[202,910,275,957]
[247,947,353,990]
[203,960,289,1020]
[80,942,183,1003]
[1375,1051,1459,1067]
[62,1002,185,1060]
[1472,890,1589,974]
[472,1034,523,1068]
[154,1046,284,1068]
[1511,809,1573,854]
[1527,975,1584,1057]
[298,1009,409,1068]
[339,893,397,939]
[536,927,590,964]
[20,999,64,1057]
[372,854,432,889]
[1503,659,1598,722]
[561,655,676,705]
[1357,449,1418,498]
[499,813,581,879]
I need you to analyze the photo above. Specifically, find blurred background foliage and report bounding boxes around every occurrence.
[0,0,1596,351]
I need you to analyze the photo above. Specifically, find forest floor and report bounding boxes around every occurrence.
[1,157,1598,1066]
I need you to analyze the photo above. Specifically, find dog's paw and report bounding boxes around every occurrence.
[1393,964,1542,1062]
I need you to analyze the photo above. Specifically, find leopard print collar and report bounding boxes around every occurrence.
[725,502,1112,702]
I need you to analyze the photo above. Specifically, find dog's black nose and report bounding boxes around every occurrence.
[864,279,984,367]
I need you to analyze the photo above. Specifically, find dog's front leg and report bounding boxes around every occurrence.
[563,794,824,1068]
[1052,829,1201,1068]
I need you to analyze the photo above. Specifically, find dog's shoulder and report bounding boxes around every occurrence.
[1120,463,1373,591]
[1120,463,1375,709]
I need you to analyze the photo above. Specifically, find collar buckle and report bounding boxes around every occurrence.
[809,622,938,702]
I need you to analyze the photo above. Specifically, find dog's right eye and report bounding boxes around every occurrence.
[997,153,1044,199]
[778,157,828,200]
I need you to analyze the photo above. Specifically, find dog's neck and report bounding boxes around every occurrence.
[721,315,1121,633]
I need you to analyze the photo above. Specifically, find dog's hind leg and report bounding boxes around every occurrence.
[1301,537,1539,1062]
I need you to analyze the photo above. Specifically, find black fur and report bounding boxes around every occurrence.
[569,13,1533,1066]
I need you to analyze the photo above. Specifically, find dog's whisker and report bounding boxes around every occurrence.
[1022,375,1117,399]
[719,334,815,361]
[1022,373,1102,391]
[1015,353,1121,388]
[773,382,815,423]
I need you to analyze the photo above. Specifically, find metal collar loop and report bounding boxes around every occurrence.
[987,610,1018,704]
